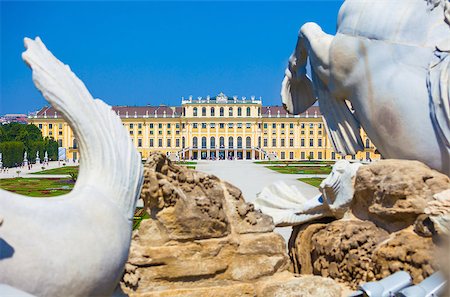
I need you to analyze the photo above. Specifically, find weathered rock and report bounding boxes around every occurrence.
[352,160,450,232]
[289,160,450,289]
[122,154,341,296]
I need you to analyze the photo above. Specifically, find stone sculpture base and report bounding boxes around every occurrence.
[289,160,450,289]
[121,153,344,297]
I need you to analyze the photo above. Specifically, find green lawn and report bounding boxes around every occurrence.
[298,178,324,188]
[174,161,197,170]
[31,166,79,175]
[0,178,74,197]
[255,160,335,165]
[266,165,332,175]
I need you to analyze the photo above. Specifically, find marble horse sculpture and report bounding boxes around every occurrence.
[0,37,144,296]
[282,0,450,175]
[254,160,361,226]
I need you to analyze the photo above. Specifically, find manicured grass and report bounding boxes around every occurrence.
[31,166,79,175]
[0,178,74,197]
[298,178,324,188]
[255,160,335,165]
[174,161,197,169]
[266,165,332,175]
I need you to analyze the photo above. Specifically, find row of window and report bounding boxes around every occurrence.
[192,106,257,117]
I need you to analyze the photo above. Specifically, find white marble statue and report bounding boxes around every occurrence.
[282,0,450,175]
[0,153,2,169]
[35,151,40,164]
[23,151,28,167]
[0,37,144,296]
[44,151,48,163]
[254,160,361,226]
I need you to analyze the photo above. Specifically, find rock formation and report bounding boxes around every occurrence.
[121,153,343,296]
[289,160,450,289]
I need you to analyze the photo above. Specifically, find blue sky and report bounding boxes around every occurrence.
[1,1,342,114]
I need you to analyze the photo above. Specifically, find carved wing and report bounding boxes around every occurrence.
[22,37,143,220]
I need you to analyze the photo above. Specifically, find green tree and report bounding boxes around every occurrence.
[0,141,25,167]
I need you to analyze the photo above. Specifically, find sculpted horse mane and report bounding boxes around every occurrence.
[282,0,450,175]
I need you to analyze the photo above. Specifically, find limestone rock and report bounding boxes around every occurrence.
[289,159,450,289]
[121,154,342,296]
[352,160,450,232]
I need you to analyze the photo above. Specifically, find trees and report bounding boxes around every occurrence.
[0,123,58,167]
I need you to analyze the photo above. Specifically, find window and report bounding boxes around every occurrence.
[228,123,233,128]
[158,123,162,129]
[246,123,251,129]
[59,123,63,129]
[301,131,305,135]
[309,130,313,135]
[281,123,285,129]
[210,123,216,128]
[309,139,314,147]
[237,107,242,116]
[318,130,322,135]
[237,137,242,148]
[49,124,53,129]
[246,137,251,148]
[228,137,234,148]
[229,107,233,116]
[193,137,198,148]
[158,139,163,147]
[138,139,142,147]
[219,123,224,128]
[73,139,77,149]
[237,123,242,129]
[272,139,276,147]
[58,139,63,147]
[281,139,285,147]
[211,107,215,117]
[129,130,134,135]
[318,152,322,159]
[158,130,162,135]
[272,123,276,129]
[263,123,268,129]
[210,137,215,148]
[129,123,133,129]
[138,123,142,129]
[167,123,171,128]
[202,136,207,149]
[150,139,154,147]
[219,137,225,148]
[167,139,171,147]
[202,123,207,129]
[176,123,180,129]
[193,123,198,128]
[258,136,261,147]
[246,107,251,117]
[301,139,305,147]
[202,107,206,117]
[220,107,224,116]
[318,139,322,147]
[365,139,370,148]
[290,139,294,147]
[366,152,370,160]
[289,123,294,129]
[58,131,63,136]
[352,155,356,160]
[182,137,185,148]
[263,138,268,147]
[301,123,305,129]
[289,152,294,159]
[149,123,154,129]
[193,107,198,116]
[281,152,285,159]
[309,152,314,159]
[38,124,43,129]
[301,152,305,159]
[332,152,336,159]
[318,123,322,128]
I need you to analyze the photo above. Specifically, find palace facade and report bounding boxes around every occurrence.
[29,93,380,161]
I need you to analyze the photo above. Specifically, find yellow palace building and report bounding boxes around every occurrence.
[29,93,380,161]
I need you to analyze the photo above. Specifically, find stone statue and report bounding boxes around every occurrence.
[281,0,450,175]
[0,152,3,169]
[23,151,28,167]
[0,37,143,296]
[35,151,40,164]
[44,151,48,163]
[254,160,361,226]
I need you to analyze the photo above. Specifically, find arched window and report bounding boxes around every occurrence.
[246,107,251,117]
[229,107,233,116]
[220,107,224,116]
[202,107,207,117]
[365,139,370,148]
[192,137,198,148]
[228,136,234,148]
[220,136,225,148]
[237,107,242,116]
[210,137,215,148]
[202,136,207,149]
[193,107,198,116]
[237,136,243,148]
[73,138,77,149]
[211,107,215,117]
[246,136,251,148]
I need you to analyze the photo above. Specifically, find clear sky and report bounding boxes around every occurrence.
[1,1,342,114]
